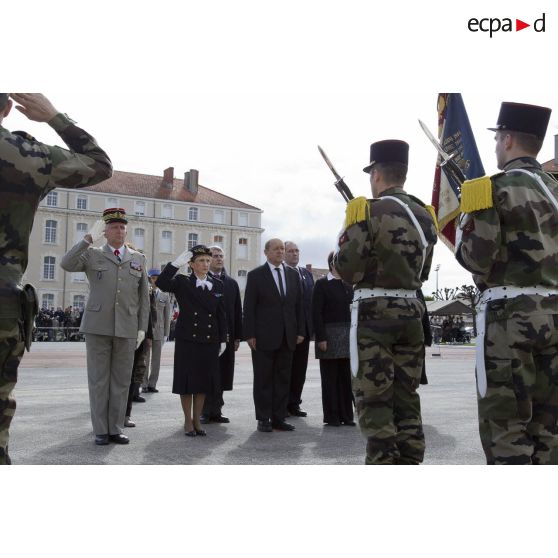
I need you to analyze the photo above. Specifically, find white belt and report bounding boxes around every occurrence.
[476,285,558,398]
[349,288,419,376]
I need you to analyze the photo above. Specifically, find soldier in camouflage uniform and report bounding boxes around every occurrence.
[0,93,112,464]
[456,102,558,465]
[335,140,437,464]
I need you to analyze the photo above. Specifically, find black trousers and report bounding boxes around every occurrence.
[252,337,293,422]
[319,358,354,424]
[202,390,225,416]
[125,339,149,418]
[288,337,310,409]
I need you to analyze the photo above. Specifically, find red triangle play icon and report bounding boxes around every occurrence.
[516,19,530,31]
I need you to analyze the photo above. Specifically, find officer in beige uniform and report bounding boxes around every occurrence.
[61,208,149,445]
[142,268,172,393]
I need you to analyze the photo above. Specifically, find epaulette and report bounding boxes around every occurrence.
[344,196,370,228]
[424,205,439,231]
[460,175,493,213]
[12,130,37,142]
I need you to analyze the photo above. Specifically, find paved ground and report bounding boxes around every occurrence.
[10,341,485,465]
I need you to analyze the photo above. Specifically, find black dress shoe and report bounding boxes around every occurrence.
[199,414,211,424]
[109,434,130,444]
[288,407,307,417]
[272,420,295,431]
[325,421,341,427]
[132,395,146,403]
[95,434,109,445]
[211,415,230,423]
[257,419,273,433]
[147,387,159,393]
[341,420,356,426]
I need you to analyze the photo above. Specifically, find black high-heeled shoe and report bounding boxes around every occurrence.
[194,428,207,436]
[185,430,197,437]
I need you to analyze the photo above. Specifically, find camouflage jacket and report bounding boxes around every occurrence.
[335,187,437,290]
[456,157,558,293]
[0,113,112,314]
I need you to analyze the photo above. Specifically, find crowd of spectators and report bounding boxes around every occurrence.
[34,306,84,341]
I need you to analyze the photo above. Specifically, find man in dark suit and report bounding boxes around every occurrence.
[243,238,305,432]
[200,245,243,424]
[284,241,314,417]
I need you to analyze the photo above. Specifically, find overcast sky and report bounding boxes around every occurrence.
[6,0,557,547]
[6,1,558,298]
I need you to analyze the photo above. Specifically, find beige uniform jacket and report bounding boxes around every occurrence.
[61,240,149,338]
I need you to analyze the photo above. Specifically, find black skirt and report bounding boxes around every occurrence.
[172,340,220,395]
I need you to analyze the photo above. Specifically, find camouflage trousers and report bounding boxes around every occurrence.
[353,298,425,465]
[0,319,25,465]
[479,304,558,465]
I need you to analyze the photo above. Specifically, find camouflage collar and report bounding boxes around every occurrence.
[379,186,406,197]
[503,157,541,171]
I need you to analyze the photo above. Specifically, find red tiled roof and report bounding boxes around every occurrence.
[82,170,260,210]
[542,159,558,173]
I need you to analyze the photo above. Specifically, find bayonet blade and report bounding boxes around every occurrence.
[418,119,452,162]
[317,145,343,182]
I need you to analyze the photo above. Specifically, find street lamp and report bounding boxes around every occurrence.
[435,264,440,294]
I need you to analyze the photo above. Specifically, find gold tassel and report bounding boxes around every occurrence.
[425,205,439,231]
[460,176,493,213]
[344,196,369,227]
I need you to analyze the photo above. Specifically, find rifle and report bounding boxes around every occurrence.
[317,145,354,202]
[318,144,431,384]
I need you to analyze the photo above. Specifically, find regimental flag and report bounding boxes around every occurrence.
[431,93,485,249]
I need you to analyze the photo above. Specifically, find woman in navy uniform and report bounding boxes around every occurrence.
[156,245,227,436]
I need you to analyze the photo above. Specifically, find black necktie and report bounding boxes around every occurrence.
[275,267,285,298]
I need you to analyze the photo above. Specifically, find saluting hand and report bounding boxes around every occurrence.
[10,93,59,123]
[86,219,106,244]
[171,249,193,268]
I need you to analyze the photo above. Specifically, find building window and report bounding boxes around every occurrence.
[134,228,145,250]
[238,212,248,227]
[41,293,55,310]
[76,195,88,210]
[214,209,225,224]
[237,270,247,277]
[73,295,86,311]
[238,237,248,259]
[75,222,88,243]
[187,233,199,250]
[160,230,172,253]
[162,204,173,219]
[188,207,199,221]
[44,220,57,244]
[43,256,56,280]
[46,191,58,207]
[106,197,118,209]
[135,201,146,216]
[72,272,86,283]
[213,235,224,248]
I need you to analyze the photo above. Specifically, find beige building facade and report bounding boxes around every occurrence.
[24,167,263,310]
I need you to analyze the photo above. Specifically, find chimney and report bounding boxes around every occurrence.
[161,167,174,189]
[555,135,558,165]
[184,169,199,196]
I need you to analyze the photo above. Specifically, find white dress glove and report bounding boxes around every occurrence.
[171,249,193,268]
[219,342,226,356]
[136,330,146,349]
[88,219,106,243]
